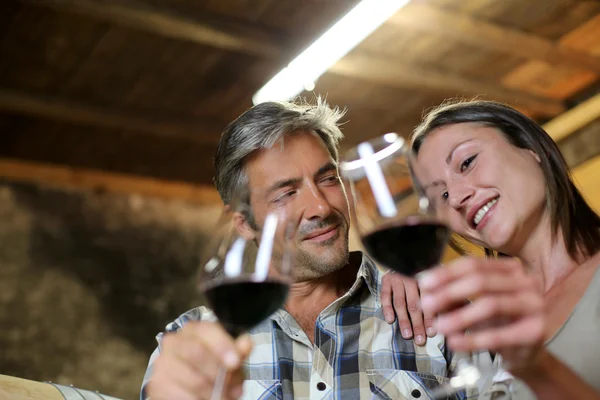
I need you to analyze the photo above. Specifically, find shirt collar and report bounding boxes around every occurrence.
[350,251,382,308]
[270,250,383,323]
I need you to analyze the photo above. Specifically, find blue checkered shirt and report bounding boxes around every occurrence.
[141,252,483,399]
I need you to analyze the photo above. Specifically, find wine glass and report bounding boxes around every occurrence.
[339,133,482,398]
[198,203,296,400]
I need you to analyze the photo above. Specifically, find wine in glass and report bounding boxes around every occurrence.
[340,133,482,398]
[340,133,448,275]
[198,205,296,399]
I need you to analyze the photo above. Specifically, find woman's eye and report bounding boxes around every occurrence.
[441,191,449,202]
[460,155,477,172]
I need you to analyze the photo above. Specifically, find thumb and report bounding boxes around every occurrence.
[235,334,254,359]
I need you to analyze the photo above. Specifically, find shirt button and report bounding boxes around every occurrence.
[411,389,421,398]
[317,382,326,391]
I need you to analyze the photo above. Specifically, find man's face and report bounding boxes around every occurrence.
[242,132,351,281]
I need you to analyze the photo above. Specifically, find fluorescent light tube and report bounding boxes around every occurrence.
[252,0,410,105]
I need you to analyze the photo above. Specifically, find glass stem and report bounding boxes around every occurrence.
[211,367,226,400]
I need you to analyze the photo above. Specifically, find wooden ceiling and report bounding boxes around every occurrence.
[1,0,600,197]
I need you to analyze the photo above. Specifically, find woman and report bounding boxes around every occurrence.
[382,99,600,398]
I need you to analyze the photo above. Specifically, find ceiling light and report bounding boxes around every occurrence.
[252,0,409,105]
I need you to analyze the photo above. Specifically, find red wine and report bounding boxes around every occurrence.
[362,222,449,275]
[204,279,289,338]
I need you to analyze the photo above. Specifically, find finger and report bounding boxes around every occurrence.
[417,257,522,291]
[385,278,414,338]
[164,333,222,382]
[380,272,397,323]
[235,334,254,359]
[446,313,545,353]
[403,279,426,345]
[226,369,246,399]
[152,356,209,400]
[420,271,533,316]
[435,292,543,336]
[147,379,198,400]
[420,288,437,337]
[185,322,241,370]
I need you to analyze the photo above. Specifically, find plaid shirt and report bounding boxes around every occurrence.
[141,252,481,400]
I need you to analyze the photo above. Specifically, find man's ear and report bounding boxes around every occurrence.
[233,211,257,241]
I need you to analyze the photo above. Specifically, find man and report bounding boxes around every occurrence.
[141,99,469,400]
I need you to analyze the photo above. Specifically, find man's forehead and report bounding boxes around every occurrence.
[247,149,334,190]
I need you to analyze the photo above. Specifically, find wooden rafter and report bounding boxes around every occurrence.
[25,0,565,117]
[543,93,600,141]
[24,0,283,58]
[329,52,566,117]
[0,89,223,144]
[0,158,221,205]
[388,3,600,73]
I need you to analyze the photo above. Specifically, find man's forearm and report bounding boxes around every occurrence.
[514,350,599,399]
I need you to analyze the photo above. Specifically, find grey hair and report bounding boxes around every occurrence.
[213,97,346,206]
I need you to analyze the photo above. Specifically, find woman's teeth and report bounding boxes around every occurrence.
[474,198,498,226]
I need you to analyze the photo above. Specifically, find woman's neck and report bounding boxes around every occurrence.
[511,213,583,293]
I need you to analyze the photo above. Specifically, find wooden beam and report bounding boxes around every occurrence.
[388,3,600,73]
[572,155,600,214]
[543,92,600,141]
[0,89,223,144]
[0,158,222,205]
[26,0,283,58]
[329,52,566,117]
[556,119,600,169]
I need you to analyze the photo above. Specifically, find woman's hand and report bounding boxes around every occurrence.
[381,270,437,345]
[417,257,545,371]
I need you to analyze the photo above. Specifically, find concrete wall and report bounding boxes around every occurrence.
[0,179,222,399]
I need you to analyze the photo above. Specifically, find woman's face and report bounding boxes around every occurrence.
[414,122,547,254]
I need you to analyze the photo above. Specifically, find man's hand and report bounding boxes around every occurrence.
[417,257,545,371]
[381,270,437,346]
[147,321,253,400]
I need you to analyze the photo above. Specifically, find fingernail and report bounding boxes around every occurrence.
[415,335,425,346]
[426,327,436,337]
[384,313,393,323]
[402,329,412,338]
[223,351,239,368]
[416,271,435,289]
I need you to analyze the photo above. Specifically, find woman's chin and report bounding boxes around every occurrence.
[479,226,513,254]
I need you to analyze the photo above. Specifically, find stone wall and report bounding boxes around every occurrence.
[0,179,222,399]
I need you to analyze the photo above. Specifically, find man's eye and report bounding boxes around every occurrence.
[274,191,296,203]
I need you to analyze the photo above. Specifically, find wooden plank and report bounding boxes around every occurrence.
[0,89,223,144]
[329,52,566,117]
[388,3,600,73]
[501,60,597,100]
[560,14,600,58]
[0,374,63,400]
[543,93,600,141]
[0,158,221,205]
[25,0,283,58]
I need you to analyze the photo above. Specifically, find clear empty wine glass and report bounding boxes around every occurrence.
[340,133,483,398]
[198,202,296,400]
